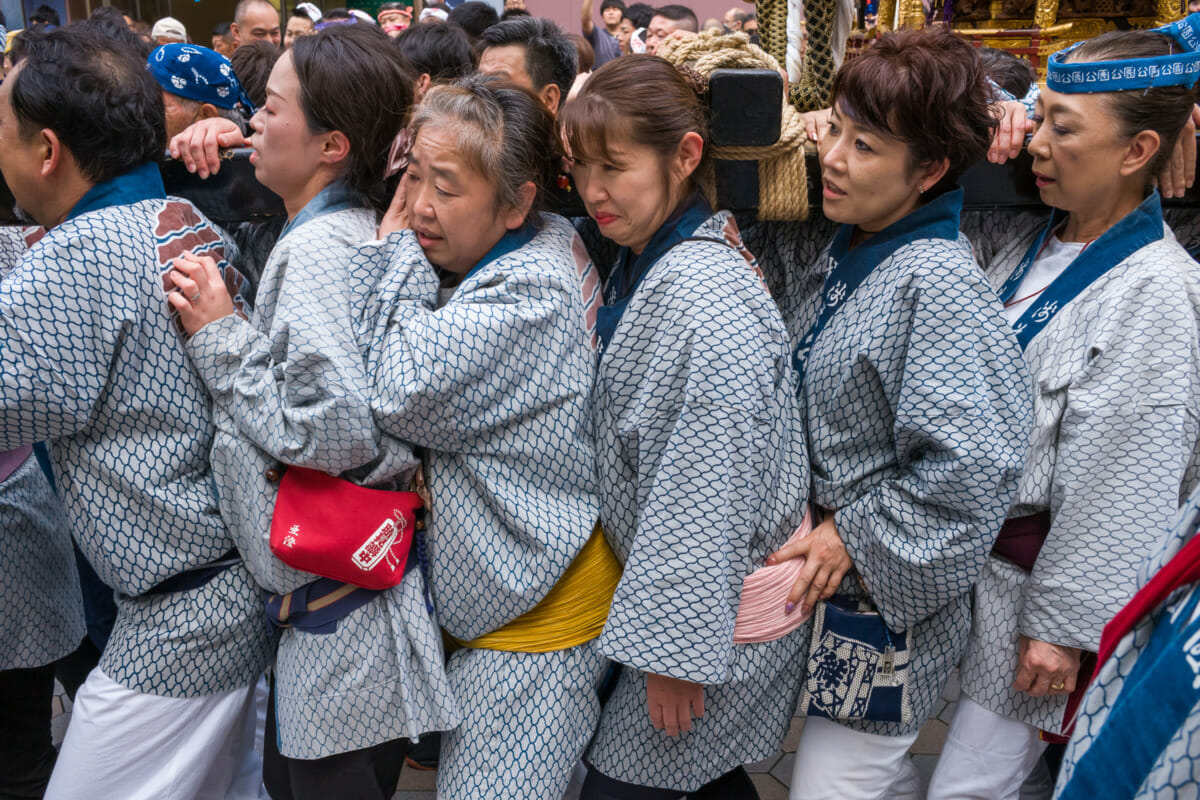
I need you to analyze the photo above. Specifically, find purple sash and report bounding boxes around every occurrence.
[991,511,1051,573]
[0,445,33,484]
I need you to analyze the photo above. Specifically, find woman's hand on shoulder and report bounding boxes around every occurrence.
[167,253,237,336]
[1012,635,1081,697]
[645,672,705,737]
[168,118,249,180]
[766,514,854,616]
[1155,103,1198,200]
[988,100,1032,164]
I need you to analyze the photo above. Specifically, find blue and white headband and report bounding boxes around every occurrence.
[148,44,256,114]
[1047,12,1200,93]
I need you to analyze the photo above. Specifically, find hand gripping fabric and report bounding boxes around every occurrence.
[733,506,815,643]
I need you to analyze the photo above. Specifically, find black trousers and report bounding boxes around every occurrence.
[581,763,760,800]
[0,664,57,800]
[262,677,409,800]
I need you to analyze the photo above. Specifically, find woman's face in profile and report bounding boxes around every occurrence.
[1027,88,1140,216]
[818,102,928,235]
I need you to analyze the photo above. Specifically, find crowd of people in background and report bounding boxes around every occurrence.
[0,2,1199,800]
[0,0,761,74]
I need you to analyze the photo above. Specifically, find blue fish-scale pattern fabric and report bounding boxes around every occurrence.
[0,226,44,280]
[0,198,271,696]
[960,214,1200,733]
[357,213,601,783]
[0,224,82,670]
[0,453,84,670]
[586,212,810,790]
[438,642,608,800]
[787,231,1031,737]
[0,199,271,695]
[739,214,838,329]
[1055,487,1200,799]
[358,213,600,642]
[186,204,458,758]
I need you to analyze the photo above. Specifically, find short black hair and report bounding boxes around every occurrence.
[977,47,1035,100]
[500,8,530,20]
[30,4,60,26]
[478,16,575,100]
[213,21,233,36]
[321,7,353,21]
[653,4,698,31]
[10,27,165,185]
[80,6,153,58]
[623,3,655,27]
[447,1,498,39]
[229,39,280,108]
[600,0,626,12]
[7,30,28,65]
[396,19,475,81]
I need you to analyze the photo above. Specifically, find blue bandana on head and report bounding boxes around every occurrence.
[147,43,256,113]
[1047,12,1200,93]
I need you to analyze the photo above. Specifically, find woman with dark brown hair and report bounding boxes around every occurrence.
[768,26,1032,799]
[929,18,1200,800]
[161,24,460,799]
[560,54,810,799]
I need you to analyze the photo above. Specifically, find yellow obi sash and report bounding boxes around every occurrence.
[454,522,621,653]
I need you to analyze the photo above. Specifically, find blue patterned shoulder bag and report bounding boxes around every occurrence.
[798,594,913,724]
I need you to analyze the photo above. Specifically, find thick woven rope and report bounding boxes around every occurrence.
[659,29,810,221]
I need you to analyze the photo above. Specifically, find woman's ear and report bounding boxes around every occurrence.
[503,181,537,230]
[917,156,951,193]
[675,130,704,180]
[1119,129,1161,177]
[320,129,352,166]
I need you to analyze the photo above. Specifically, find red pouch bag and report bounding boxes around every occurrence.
[269,466,424,591]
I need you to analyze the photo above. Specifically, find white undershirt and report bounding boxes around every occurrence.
[1003,235,1087,326]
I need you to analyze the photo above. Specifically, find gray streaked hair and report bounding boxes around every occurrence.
[411,74,559,219]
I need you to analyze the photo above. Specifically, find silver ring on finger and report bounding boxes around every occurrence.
[190,292,202,301]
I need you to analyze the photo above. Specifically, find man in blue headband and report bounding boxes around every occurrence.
[147,43,254,141]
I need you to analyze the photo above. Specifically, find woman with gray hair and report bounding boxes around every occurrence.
[358,74,612,800]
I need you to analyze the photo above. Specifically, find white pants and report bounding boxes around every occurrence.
[927,695,1052,800]
[789,715,921,800]
[46,668,263,800]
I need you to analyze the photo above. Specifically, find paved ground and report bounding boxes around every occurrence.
[50,671,966,799]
